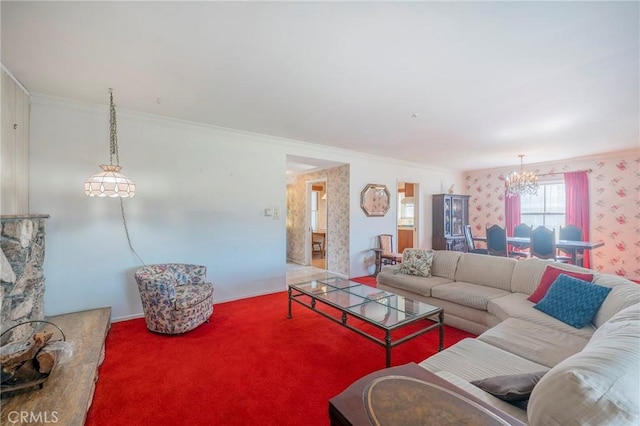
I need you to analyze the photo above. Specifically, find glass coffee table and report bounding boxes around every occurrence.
[288,276,444,367]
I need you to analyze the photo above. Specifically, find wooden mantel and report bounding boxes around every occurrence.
[1,307,111,425]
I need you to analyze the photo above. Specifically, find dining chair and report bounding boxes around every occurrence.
[378,234,403,265]
[559,225,584,266]
[464,225,488,254]
[486,224,508,257]
[510,223,532,258]
[530,226,570,263]
[513,223,532,243]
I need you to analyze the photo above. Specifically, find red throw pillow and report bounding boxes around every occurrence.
[528,265,594,303]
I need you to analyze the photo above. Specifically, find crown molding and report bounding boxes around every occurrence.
[30,93,459,175]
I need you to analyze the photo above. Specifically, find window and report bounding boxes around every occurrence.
[311,191,319,231]
[521,182,565,230]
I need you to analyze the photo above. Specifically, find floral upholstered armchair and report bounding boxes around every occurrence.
[134,264,214,334]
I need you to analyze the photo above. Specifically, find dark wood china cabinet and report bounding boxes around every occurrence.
[432,194,470,252]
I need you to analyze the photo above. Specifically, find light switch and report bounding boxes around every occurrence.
[273,208,280,219]
[264,208,272,217]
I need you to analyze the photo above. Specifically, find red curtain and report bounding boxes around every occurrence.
[564,171,590,268]
[505,193,521,237]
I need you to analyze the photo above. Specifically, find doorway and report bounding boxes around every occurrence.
[285,155,349,276]
[308,179,327,270]
[397,182,419,252]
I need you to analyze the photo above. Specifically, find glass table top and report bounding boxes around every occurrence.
[290,278,442,328]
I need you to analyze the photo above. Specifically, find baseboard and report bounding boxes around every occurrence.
[111,312,145,323]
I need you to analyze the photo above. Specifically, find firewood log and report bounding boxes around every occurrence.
[0,331,54,375]
[11,359,40,382]
[36,345,61,374]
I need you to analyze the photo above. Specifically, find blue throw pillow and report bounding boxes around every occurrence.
[534,274,611,328]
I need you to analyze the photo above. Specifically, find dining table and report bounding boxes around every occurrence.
[472,236,604,265]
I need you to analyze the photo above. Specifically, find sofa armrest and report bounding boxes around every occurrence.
[434,371,528,424]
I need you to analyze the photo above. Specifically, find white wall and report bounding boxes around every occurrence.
[346,160,462,276]
[29,96,463,320]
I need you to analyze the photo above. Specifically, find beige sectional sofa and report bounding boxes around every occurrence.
[377,251,640,425]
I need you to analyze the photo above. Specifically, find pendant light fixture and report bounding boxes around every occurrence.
[84,89,136,198]
[505,154,538,197]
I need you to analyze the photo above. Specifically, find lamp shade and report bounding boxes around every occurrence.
[84,164,136,198]
[401,196,415,204]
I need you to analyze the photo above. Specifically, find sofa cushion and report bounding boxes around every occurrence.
[377,269,453,298]
[399,249,433,277]
[454,253,516,291]
[471,371,547,402]
[527,303,640,425]
[534,274,611,328]
[174,283,214,310]
[423,297,500,330]
[420,338,549,383]
[487,293,596,339]
[591,273,640,327]
[431,250,463,280]
[528,265,594,303]
[432,282,510,310]
[478,317,589,368]
[510,257,591,295]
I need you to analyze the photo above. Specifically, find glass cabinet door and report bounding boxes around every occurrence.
[444,197,451,235]
[451,197,463,236]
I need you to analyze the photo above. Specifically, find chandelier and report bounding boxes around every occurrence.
[505,155,538,197]
[84,89,136,197]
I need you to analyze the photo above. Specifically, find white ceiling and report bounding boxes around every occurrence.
[2,1,638,171]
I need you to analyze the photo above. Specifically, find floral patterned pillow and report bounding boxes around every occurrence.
[399,249,434,277]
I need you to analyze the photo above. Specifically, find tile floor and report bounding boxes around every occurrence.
[286,262,343,285]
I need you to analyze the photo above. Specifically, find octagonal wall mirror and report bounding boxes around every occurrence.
[360,184,391,217]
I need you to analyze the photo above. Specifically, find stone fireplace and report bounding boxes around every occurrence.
[0,214,113,420]
[1,214,49,344]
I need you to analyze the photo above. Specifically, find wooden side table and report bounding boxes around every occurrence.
[329,362,526,426]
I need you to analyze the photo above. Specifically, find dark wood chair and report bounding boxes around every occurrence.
[312,241,323,257]
[510,223,532,258]
[559,225,584,266]
[464,225,488,254]
[530,226,570,263]
[378,234,403,266]
[486,224,508,257]
[311,232,325,258]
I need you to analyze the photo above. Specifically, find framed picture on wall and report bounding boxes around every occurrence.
[361,184,391,217]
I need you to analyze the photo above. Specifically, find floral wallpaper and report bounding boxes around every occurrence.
[464,150,639,280]
[287,165,350,276]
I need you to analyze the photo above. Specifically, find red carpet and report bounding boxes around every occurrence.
[350,275,377,287]
[86,289,474,426]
